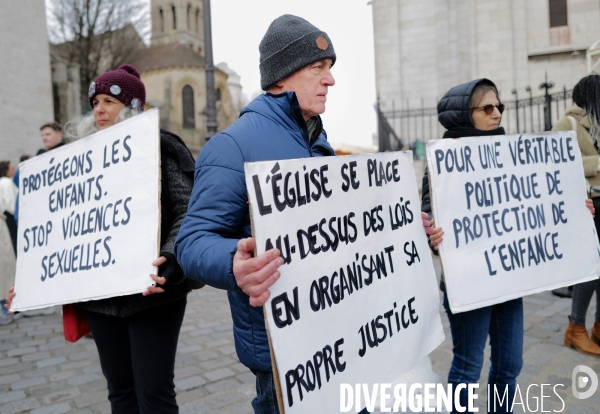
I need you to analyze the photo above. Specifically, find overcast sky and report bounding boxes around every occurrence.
[142,0,378,149]
[211,1,377,148]
[45,0,378,147]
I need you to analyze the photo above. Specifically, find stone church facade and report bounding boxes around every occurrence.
[128,0,242,153]
[372,0,600,112]
[49,0,242,155]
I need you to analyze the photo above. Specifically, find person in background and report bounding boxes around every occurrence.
[0,212,16,326]
[11,154,30,227]
[553,74,600,357]
[7,64,201,413]
[0,161,18,326]
[0,161,18,253]
[37,122,64,155]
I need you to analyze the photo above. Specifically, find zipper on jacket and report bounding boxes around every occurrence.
[300,120,313,157]
[287,92,316,157]
[303,117,325,158]
[301,121,315,157]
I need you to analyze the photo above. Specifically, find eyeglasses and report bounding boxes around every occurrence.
[471,104,505,115]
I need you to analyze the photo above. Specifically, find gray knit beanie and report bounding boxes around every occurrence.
[259,14,336,90]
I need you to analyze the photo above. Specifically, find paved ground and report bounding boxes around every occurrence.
[1,255,600,413]
[427,257,600,414]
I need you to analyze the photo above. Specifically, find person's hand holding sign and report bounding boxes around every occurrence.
[429,226,444,250]
[142,256,168,296]
[425,211,444,250]
[233,237,283,307]
[421,212,435,235]
[586,198,595,217]
[5,287,15,313]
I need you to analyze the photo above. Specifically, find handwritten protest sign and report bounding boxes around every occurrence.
[426,131,600,313]
[11,109,160,311]
[245,152,444,413]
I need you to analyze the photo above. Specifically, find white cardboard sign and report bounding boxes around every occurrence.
[11,109,160,311]
[426,131,600,313]
[245,152,444,413]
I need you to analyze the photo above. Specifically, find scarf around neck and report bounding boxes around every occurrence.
[306,116,323,144]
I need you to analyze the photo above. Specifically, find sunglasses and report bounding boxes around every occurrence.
[471,104,505,115]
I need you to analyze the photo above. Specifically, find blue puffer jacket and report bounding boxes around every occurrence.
[175,92,336,371]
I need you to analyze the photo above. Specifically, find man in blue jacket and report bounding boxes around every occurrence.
[175,14,337,412]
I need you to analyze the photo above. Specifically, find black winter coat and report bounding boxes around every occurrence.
[421,78,506,273]
[76,130,197,317]
[421,78,503,217]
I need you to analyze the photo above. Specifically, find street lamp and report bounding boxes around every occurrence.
[525,86,533,133]
[511,89,519,133]
[203,0,217,141]
[539,72,554,131]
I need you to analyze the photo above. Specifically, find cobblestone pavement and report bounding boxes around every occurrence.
[428,257,600,414]
[1,256,600,413]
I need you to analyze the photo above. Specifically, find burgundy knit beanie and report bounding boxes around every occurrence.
[88,64,146,110]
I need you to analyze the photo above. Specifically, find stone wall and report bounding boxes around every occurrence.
[373,0,600,117]
[151,0,205,53]
[142,66,236,155]
[50,55,81,125]
[0,0,53,164]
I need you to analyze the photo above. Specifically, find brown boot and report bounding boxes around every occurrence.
[565,316,600,357]
[592,321,600,346]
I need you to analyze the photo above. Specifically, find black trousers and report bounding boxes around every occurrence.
[83,297,187,414]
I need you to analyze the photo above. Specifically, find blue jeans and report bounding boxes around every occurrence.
[443,293,523,414]
[571,279,600,325]
[252,370,279,414]
[252,370,370,413]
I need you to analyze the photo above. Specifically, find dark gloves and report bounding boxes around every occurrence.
[157,252,184,286]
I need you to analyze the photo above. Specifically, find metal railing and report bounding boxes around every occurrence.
[505,86,572,136]
[375,84,574,155]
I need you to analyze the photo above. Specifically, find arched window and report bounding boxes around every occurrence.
[187,4,191,30]
[171,5,177,30]
[195,8,200,33]
[159,8,164,32]
[216,88,222,102]
[182,85,195,128]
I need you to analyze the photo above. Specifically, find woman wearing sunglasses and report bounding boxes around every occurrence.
[421,78,521,413]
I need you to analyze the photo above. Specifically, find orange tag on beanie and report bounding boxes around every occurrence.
[316,36,329,50]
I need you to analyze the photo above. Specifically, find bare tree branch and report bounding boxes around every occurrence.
[47,0,149,111]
